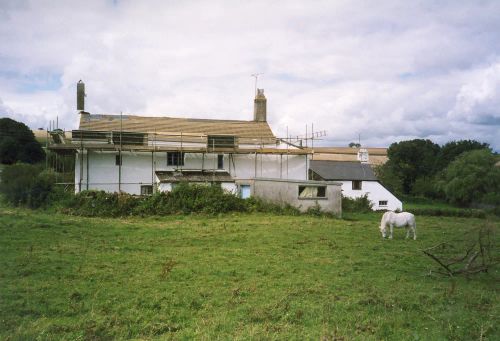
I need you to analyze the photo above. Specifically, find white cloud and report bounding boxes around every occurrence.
[0,0,499,149]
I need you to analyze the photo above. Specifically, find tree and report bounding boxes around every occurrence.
[385,139,440,194]
[0,118,45,164]
[374,163,404,196]
[435,140,490,172]
[440,149,500,206]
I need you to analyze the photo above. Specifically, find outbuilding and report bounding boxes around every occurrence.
[309,160,402,211]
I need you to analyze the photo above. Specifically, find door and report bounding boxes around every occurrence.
[240,185,251,199]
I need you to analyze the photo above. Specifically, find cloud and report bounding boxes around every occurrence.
[0,0,499,150]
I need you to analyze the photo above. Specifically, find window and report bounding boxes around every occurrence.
[141,185,153,196]
[167,152,185,166]
[298,185,326,199]
[352,180,362,190]
[207,135,236,150]
[379,200,388,206]
[217,154,224,169]
[112,131,146,145]
[115,154,122,166]
[73,130,108,141]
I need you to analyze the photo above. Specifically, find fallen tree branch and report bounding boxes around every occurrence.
[422,224,498,277]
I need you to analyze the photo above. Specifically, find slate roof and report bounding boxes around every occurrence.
[309,160,378,181]
[79,114,276,140]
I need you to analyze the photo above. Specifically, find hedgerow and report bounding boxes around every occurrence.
[59,183,332,217]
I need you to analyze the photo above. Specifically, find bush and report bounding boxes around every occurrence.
[61,184,315,217]
[62,183,249,217]
[409,207,486,219]
[305,202,323,216]
[342,194,373,213]
[0,163,58,208]
[161,183,247,214]
[245,197,300,215]
[62,191,140,217]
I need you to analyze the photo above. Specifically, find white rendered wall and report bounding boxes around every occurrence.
[76,151,309,194]
[231,154,308,180]
[338,180,402,211]
[75,151,156,194]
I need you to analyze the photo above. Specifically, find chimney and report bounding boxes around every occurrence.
[253,88,267,122]
[77,80,85,111]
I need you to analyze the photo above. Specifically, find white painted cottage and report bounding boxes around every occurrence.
[309,160,402,211]
[48,82,342,214]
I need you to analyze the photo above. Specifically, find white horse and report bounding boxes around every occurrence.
[379,211,417,240]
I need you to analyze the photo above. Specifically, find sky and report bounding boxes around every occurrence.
[0,0,499,150]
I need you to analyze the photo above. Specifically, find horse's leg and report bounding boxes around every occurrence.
[405,226,410,239]
[413,222,417,240]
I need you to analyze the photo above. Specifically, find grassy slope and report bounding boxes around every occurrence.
[0,207,498,340]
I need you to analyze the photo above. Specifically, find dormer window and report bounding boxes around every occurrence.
[207,135,236,150]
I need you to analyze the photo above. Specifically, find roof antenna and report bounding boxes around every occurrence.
[251,73,263,96]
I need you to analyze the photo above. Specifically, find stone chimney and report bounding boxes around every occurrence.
[77,80,85,111]
[357,148,369,163]
[253,88,267,122]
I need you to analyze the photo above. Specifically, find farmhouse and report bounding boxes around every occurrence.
[309,160,402,211]
[48,82,342,214]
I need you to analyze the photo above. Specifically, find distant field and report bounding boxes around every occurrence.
[0,206,498,340]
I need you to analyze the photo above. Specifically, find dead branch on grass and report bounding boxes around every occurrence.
[422,223,498,277]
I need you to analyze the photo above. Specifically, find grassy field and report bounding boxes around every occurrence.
[0,206,498,340]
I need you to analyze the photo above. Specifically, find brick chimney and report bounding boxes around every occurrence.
[253,88,267,122]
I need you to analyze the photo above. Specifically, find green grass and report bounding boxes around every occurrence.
[1,206,499,340]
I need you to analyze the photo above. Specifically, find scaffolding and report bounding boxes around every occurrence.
[47,128,319,193]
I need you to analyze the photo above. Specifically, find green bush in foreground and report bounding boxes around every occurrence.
[60,183,322,217]
[0,163,61,208]
[62,183,269,217]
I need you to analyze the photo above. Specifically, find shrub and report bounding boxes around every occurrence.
[305,202,323,216]
[162,183,247,214]
[62,183,249,217]
[409,207,486,219]
[60,184,314,217]
[0,163,58,208]
[245,197,300,215]
[342,194,373,213]
[62,191,139,217]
